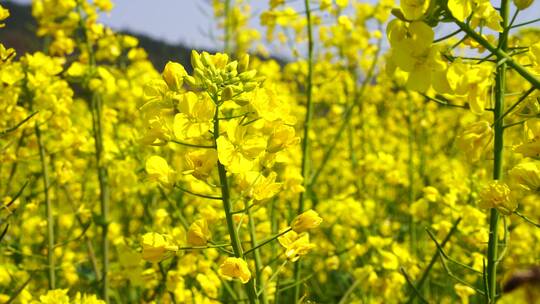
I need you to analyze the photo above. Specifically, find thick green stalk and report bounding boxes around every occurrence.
[35,123,55,289]
[486,0,509,301]
[212,106,258,304]
[90,93,110,302]
[294,0,314,301]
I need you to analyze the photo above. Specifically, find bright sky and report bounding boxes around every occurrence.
[10,0,540,51]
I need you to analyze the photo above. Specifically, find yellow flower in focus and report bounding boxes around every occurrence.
[447,61,493,114]
[145,155,175,187]
[267,124,299,153]
[217,122,266,174]
[173,92,215,140]
[238,171,282,201]
[162,61,187,91]
[457,120,493,161]
[400,0,429,21]
[187,219,211,246]
[140,232,178,263]
[291,209,323,233]
[515,119,540,158]
[448,0,473,21]
[478,181,516,215]
[278,230,315,262]
[218,257,251,284]
[470,2,503,32]
[184,149,218,180]
[387,20,448,92]
[509,161,540,191]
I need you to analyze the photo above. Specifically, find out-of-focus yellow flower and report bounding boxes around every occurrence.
[37,289,70,304]
[509,161,540,191]
[513,0,534,10]
[94,0,114,12]
[455,284,476,304]
[478,181,517,215]
[457,120,493,161]
[73,292,106,304]
[0,5,10,28]
[291,209,323,233]
[187,219,211,246]
[218,257,251,284]
[336,0,349,8]
[140,232,178,263]
[145,155,175,187]
[379,250,399,270]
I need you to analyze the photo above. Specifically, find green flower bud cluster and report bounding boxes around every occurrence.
[184,50,264,101]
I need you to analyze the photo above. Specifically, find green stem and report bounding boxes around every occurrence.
[405,217,461,303]
[491,87,535,127]
[453,18,540,89]
[244,228,292,256]
[91,93,110,302]
[174,184,222,200]
[514,211,540,228]
[0,111,38,137]
[486,0,509,301]
[170,139,215,149]
[294,0,315,300]
[212,105,258,304]
[401,268,429,304]
[511,17,540,29]
[35,122,55,289]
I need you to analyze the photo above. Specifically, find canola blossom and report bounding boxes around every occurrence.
[1,0,540,303]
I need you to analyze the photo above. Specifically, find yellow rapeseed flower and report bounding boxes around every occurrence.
[218,257,251,284]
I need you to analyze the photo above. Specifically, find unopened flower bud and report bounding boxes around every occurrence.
[162,61,187,91]
[291,209,323,233]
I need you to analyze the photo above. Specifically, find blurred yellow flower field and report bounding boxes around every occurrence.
[1,0,539,303]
